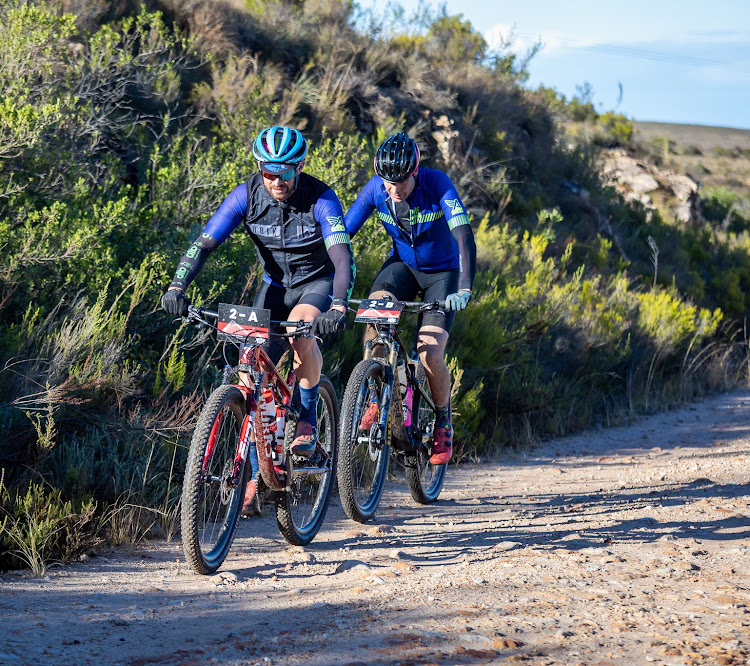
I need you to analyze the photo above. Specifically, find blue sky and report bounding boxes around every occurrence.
[357,0,750,129]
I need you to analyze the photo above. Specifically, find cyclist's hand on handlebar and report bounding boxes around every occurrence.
[445,289,472,311]
[161,288,189,317]
[312,308,346,336]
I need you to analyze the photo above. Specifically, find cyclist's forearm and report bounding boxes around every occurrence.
[451,225,476,291]
[343,188,376,237]
[169,233,220,291]
[327,242,356,303]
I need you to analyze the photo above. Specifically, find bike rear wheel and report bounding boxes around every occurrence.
[276,375,339,545]
[337,358,390,523]
[181,385,248,574]
[405,363,446,504]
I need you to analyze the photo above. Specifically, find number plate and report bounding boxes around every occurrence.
[354,298,403,324]
[217,304,270,344]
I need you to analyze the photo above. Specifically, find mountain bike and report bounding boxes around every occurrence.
[336,298,447,523]
[178,303,338,574]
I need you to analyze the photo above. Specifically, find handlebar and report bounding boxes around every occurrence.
[185,305,313,338]
[347,298,446,311]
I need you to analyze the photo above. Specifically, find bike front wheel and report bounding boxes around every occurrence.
[405,363,446,504]
[275,375,339,545]
[181,385,248,574]
[337,358,390,523]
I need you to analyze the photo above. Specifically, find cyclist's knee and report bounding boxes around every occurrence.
[288,300,319,320]
[368,289,396,302]
[292,335,321,362]
[417,327,448,357]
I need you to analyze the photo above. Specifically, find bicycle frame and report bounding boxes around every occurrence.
[188,305,330,493]
[353,298,438,450]
[235,341,296,492]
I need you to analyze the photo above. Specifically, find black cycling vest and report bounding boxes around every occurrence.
[243,173,336,289]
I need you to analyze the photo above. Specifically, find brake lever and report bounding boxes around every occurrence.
[183,310,211,328]
[299,327,321,343]
[419,301,443,311]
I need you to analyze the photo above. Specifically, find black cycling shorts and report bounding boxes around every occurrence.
[247,277,333,364]
[371,256,458,332]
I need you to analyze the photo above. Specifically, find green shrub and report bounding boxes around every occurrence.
[0,476,99,574]
[598,112,634,145]
[702,186,739,225]
[700,187,750,233]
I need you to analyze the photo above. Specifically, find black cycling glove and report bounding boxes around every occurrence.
[161,289,189,317]
[312,309,346,336]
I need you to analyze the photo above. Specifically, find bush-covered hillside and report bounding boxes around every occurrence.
[1,0,748,571]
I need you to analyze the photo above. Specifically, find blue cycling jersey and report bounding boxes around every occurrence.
[344,167,472,272]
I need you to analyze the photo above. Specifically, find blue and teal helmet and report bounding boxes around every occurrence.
[253,126,308,174]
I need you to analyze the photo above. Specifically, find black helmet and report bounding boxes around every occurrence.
[374,132,420,183]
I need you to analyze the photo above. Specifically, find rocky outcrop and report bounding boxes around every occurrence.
[432,114,462,164]
[601,149,702,225]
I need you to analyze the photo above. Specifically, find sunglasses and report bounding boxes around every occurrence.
[259,163,298,182]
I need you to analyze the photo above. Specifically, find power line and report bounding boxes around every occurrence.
[489,29,750,76]
[514,34,750,77]
[579,43,750,75]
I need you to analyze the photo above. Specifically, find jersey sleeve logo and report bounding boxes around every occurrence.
[327,215,346,232]
[444,199,464,215]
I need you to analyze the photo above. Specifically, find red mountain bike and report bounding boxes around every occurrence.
[336,298,447,523]
[179,303,338,574]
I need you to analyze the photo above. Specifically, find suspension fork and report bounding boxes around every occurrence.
[386,341,409,441]
[232,391,257,482]
[376,366,396,438]
[202,411,224,477]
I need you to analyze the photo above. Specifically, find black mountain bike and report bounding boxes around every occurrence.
[179,303,338,574]
[336,298,447,523]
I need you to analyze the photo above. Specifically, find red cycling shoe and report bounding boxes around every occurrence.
[358,400,379,431]
[290,420,317,457]
[430,421,453,465]
[241,479,257,516]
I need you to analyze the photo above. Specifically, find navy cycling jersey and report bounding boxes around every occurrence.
[344,167,474,290]
[170,172,355,302]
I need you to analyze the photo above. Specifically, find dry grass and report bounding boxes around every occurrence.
[634,121,750,151]
[634,121,750,198]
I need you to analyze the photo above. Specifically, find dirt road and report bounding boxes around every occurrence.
[2,390,750,665]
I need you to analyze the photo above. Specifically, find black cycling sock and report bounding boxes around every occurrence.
[435,405,450,427]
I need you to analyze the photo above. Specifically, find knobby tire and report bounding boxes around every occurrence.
[181,385,248,575]
[275,376,339,545]
[405,362,446,504]
[337,359,390,523]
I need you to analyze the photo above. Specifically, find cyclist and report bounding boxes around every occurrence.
[162,125,354,468]
[344,132,475,465]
